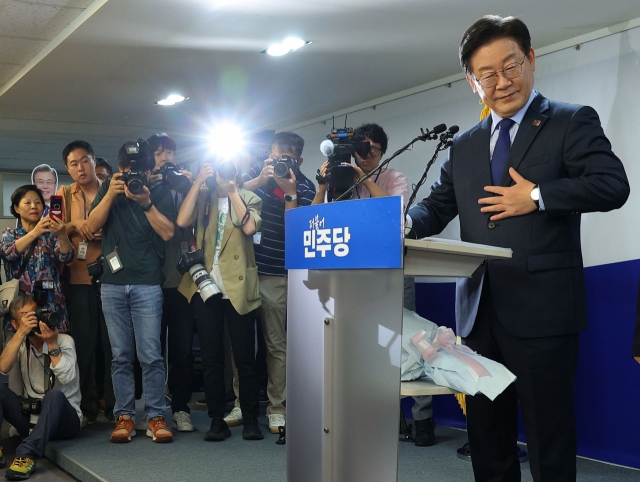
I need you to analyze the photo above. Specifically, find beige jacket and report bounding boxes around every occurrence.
[178,188,262,315]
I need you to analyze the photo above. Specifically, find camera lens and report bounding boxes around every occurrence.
[217,161,237,181]
[166,171,191,195]
[127,178,145,195]
[189,264,222,305]
[273,161,291,178]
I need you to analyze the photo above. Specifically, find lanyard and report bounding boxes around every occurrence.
[355,167,383,199]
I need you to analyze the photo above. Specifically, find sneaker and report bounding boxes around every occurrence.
[173,411,195,432]
[110,415,136,443]
[134,415,148,431]
[195,398,207,408]
[414,418,436,447]
[81,416,97,428]
[268,414,286,434]
[5,457,35,480]
[146,417,173,443]
[258,389,269,403]
[223,407,243,427]
[204,417,231,442]
[242,418,264,440]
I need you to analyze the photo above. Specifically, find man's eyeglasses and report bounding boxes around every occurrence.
[367,147,382,157]
[474,56,526,89]
[36,180,55,186]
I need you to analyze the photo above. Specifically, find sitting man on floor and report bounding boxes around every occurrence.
[0,295,82,480]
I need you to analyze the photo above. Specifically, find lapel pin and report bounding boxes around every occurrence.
[532,120,542,126]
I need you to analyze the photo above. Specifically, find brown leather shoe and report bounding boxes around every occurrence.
[147,417,173,443]
[110,415,136,443]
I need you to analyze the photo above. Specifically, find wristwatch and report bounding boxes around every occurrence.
[530,185,540,209]
[49,347,61,357]
[141,201,154,212]
[284,193,297,202]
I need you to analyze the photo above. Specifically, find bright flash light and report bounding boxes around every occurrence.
[209,123,244,159]
[266,37,308,56]
[156,94,188,106]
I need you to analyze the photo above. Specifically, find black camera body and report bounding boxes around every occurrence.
[31,280,62,333]
[121,140,152,195]
[21,398,42,416]
[158,162,191,195]
[269,155,299,179]
[319,127,370,201]
[204,160,237,191]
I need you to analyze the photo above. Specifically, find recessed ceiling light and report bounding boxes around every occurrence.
[156,94,188,106]
[264,37,310,56]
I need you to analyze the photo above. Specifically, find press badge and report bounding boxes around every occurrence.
[181,241,189,254]
[253,232,262,245]
[77,240,88,260]
[106,250,123,273]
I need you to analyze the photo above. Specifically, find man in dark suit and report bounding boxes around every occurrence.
[407,15,629,482]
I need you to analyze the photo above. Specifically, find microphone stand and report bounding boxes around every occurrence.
[403,128,457,219]
[334,125,446,202]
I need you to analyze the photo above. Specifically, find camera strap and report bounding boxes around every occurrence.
[17,240,38,279]
[25,338,55,394]
[198,198,212,251]
[227,196,251,228]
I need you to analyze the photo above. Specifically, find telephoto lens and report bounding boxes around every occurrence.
[217,161,237,180]
[189,265,223,305]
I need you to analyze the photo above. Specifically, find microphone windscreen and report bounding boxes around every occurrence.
[432,124,447,134]
[320,139,334,157]
[448,125,460,134]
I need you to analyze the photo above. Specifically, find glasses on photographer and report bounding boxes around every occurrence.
[473,56,526,89]
[368,147,382,157]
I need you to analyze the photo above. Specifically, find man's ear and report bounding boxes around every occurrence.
[466,75,478,94]
[297,157,303,167]
[10,319,18,331]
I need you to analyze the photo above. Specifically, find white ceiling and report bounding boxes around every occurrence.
[1,0,640,173]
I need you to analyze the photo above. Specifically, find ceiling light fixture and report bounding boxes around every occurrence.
[265,37,310,56]
[156,94,188,106]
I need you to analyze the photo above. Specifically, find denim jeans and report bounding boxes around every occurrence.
[101,284,166,420]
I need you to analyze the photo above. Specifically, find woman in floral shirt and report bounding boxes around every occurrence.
[1,185,74,332]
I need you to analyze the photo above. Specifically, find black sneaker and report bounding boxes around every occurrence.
[258,389,269,403]
[242,418,264,440]
[414,418,436,447]
[204,417,231,442]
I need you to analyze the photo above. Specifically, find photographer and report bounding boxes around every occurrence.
[238,132,315,433]
[176,161,264,441]
[58,140,114,426]
[148,133,196,432]
[313,123,408,204]
[87,139,175,444]
[0,295,81,480]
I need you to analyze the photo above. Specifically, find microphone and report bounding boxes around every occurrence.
[447,125,459,135]
[320,139,334,157]
[431,124,447,135]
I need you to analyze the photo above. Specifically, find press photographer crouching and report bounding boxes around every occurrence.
[0,295,81,480]
[176,161,264,441]
[87,139,175,444]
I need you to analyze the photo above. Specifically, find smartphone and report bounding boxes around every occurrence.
[49,195,64,221]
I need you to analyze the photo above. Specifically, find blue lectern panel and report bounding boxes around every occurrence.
[285,196,403,270]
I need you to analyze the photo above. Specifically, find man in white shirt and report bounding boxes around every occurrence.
[0,295,81,480]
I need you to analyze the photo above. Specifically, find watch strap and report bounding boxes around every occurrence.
[141,200,154,212]
[48,347,61,357]
[284,193,297,202]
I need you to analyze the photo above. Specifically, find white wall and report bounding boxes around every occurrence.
[293,26,640,268]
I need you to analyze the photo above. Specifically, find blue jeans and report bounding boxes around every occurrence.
[101,284,166,420]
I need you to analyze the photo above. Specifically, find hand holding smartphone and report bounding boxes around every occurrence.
[49,195,63,221]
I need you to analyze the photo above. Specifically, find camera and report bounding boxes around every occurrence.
[157,162,191,195]
[269,155,299,179]
[21,398,42,416]
[32,280,63,333]
[176,249,222,305]
[121,140,151,195]
[318,127,370,201]
[87,255,104,298]
[204,160,238,191]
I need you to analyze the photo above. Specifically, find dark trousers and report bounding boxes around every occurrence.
[193,296,259,419]
[68,284,114,420]
[0,385,80,459]
[161,288,195,413]
[464,278,579,482]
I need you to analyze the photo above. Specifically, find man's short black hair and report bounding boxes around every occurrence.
[62,140,95,165]
[95,157,112,175]
[10,185,45,219]
[270,132,304,159]
[147,133,177,153]
[459,15,531,75]
[354,123,389,154]
[117,139,155,171]
[9,295,35,319]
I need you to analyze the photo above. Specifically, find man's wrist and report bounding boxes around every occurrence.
[140,200,154,212]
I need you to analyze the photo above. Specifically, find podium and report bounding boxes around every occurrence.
[285,197,511,482]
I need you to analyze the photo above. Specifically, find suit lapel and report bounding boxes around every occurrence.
[499,94,549,186]
[472,117,493,186]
